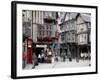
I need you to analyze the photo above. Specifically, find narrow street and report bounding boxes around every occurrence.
[24,58,91,69]
[22,11,91,70]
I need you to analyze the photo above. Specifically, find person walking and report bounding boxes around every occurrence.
[47,49,52,63]
[41,50,45,63]
[62,50,66,62]
[32,52,37,69]
[67,50,72,62]
[23,52,26,69]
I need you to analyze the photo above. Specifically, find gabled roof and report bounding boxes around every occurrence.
[76,13,91,22]
[59,13,91,25]
[64,12,78,21]
[80,13,91,22]
[70,13,78,19]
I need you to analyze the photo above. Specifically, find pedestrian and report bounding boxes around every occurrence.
[32,52,35,69]
[44,50,47,62]
[41,53,44,63]
[55,52,59,62]
[23,52,26,69]
[67,51,72,62]
[81,52,84,60]
[47,49,52,63]
[84,52,88,60]
[83,53,85,61]
[40,50,45,63]
[32,52,38,69]
[22,41,26,69]
[38,54,41,62]
[61,50,66,62]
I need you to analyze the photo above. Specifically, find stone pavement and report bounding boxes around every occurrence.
[24,59,91,69]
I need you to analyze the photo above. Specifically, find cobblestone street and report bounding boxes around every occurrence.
[24,58,91,69]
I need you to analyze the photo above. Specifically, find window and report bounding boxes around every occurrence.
[84,35,86,39]
[61,34,65,41]
[40,32,41,36]
[42,26,44,30]
[72,37,74,41]
[68,37,70,41]
[81,28,84,31]
[46,31,48,35]
[48,31,51,36]
[43,31,44,35]
[39,26,41,30]
[47,25,48,29]
[79,34,83,43]
[79,34,87,44]
[49,26,51,30]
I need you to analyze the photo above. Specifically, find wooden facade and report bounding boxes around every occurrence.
[60,12,77,58]
[76,13,91,59]
[60,13,91,59]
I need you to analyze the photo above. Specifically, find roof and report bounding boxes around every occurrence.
[70,13,78,19]
[59,13,91,25]
[80,13,91,22]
